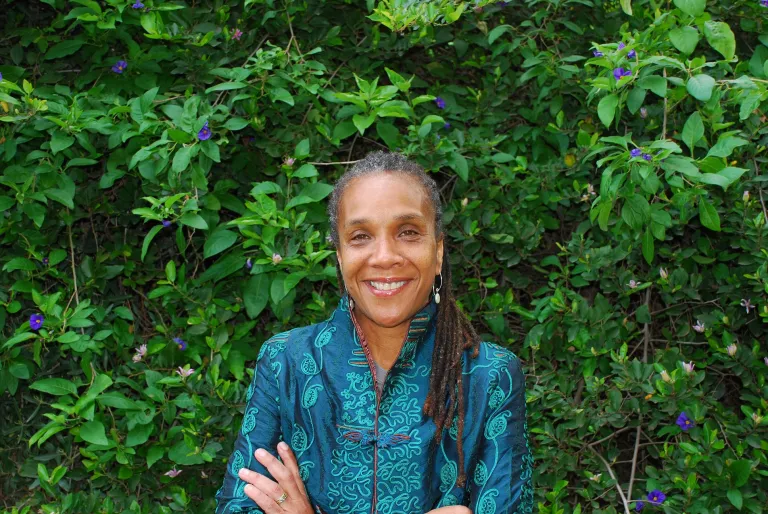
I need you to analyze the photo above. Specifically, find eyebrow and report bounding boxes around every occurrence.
[345,213,426,228]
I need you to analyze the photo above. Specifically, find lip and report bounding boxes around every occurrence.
[364,278,413,297]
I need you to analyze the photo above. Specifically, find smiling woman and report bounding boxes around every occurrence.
[215,152,533,514]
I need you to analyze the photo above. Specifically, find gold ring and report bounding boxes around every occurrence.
[275,492,288,505]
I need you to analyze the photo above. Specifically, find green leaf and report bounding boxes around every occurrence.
[452,154,469,182]
[682,112,704,152]
[295,138,310,159]
[126,424,153,447]
[147,446,164,468]
[3,257,36,272]
[669,27,699,55]
[44,40,84,60]
[45,188,75,209]
[244,274,270,318]
[729,460,752,487]
[79,420,109,445]
[621,194,650,230]
[686,74,716,102]
[0,196,15,211]
[673,0,705,16]
[727,489,743,510]
[597,94,619,127]
[165,261,176,283]
[50,131,75,155]
[204,81,248,93]
[293,164,318,178]
[172,146,194,173]
[204,229,238,258]
[699,168,746,190]
[642,228,654,264]
[270,87,294,106]
[703,21,736,61]
[626,88,646,114]
[141,225,164,262]
[620,0,632,15]
[488,24,512,45]
[637,75,666,97]
[179,213,209,230]
[352,112,377,135]
[707,135,748,158]
[200,140,220,162]
[30,378,78,396]
[699,198,721,231]
[224,118,250,131]
[286,183,334,210]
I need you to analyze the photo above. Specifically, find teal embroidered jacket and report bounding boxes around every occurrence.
[216,295,533,514]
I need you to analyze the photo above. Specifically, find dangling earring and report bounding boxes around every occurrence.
[349,296,355,310]
[432,273,443,304]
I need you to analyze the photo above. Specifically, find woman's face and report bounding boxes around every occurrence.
[336,172,443,330]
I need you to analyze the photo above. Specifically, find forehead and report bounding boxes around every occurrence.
[338,172,434,225]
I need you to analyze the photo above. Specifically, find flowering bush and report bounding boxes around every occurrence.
[1,0,767,512]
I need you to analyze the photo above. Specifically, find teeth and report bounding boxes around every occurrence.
[370,281,407,291]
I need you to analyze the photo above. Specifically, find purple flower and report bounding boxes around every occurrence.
[676,412,693,431]
[284,157,295,167]
[642,153,652,161]
[618,42,626,50]
[111,60,127,74]
[42,257,49,266]
[764,356,768,366]
[174,337,187,351]
[197,121,212,141]
[743,190,750,202]
[635,501,645,511]
[176,366,194,378]
[162,220,172,228]
[29,314,44,331]
[640,107,648,118]
[593,50,604,57]
[434,97,446,109]
[630,148,642,158]
[246,258,252,270]
[659,267,668,279]
[232,28,243,41]
[692,320,705,333]
[132,344,147,363]
[613,68,631,81]
[740,298,754,313]
[443,122,451,130]
[165,468,182,478]
[272,253,283,265]
[0,72,3,82]
[762,0,768,7]
[682,361,695,374]
[627,279,638,289]
[647,490,666,505]
[727,343,738,357]
[627,49,636,58]
[132,0,144,8]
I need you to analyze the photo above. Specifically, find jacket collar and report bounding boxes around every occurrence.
[337,293,437,369]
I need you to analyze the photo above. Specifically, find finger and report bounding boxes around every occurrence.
[276,441,309,497]
[254,448,301,500]
[238,473,283,514]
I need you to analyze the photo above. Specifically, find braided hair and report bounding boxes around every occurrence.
[327,151,481,488]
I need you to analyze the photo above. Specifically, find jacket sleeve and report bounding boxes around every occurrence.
[215,341,282,514]
[467,354,534,514]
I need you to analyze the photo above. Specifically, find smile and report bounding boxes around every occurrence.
[365,279,411,296]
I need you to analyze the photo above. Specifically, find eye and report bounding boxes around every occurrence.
[351,233,370,241]
[401,229,420,237]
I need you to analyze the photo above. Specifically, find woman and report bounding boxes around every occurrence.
[216,152,533,514]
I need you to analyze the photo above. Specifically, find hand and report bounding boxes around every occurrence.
[426,507,472,514]
[237,441,314,514]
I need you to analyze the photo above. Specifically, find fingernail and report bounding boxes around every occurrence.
[256,448,267,457]
[278,442,288,451]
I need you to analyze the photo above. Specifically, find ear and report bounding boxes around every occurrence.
[336,251,343,272]
[435,237,444,275]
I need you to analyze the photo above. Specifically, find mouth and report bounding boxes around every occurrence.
[364,278,412,297]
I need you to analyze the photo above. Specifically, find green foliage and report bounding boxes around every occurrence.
[1,0,767,513]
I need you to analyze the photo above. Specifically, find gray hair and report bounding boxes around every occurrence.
[327,151,443,247]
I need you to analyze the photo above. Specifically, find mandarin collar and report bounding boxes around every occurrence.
[337,292,437,341]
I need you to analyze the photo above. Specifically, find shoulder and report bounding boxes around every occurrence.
[256,317,337,363]
[465,341,524,384]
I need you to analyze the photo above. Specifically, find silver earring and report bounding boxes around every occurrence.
[432,273,443,304]
[349,296,355,310]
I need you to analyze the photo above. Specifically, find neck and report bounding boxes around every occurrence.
[356,314,410,370]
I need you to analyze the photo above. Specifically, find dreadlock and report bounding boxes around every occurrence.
[327,150,481,488]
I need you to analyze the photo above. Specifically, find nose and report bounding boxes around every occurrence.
[368,235,403,268]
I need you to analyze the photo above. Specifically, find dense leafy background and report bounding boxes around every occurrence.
[1,0,768,512]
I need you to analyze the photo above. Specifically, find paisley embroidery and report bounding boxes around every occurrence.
[291,423,309,453]
[485,410,511,440]
[230,449,244,476]
[439,461,457,493]
[301,352,319,376]
[240,407,258,435]
[477,489,500,514]
[474,459,489,486]
[314,325,335,348]
[302,384,323,408]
